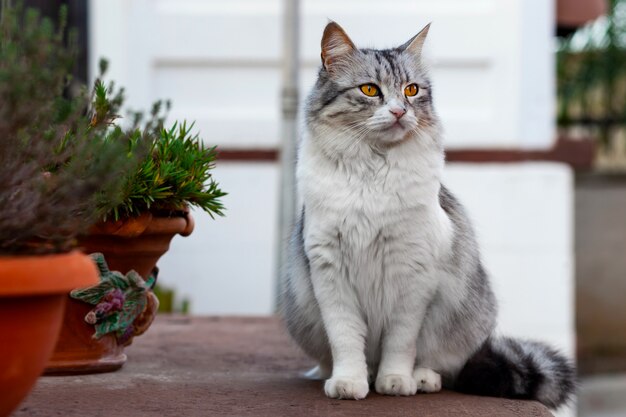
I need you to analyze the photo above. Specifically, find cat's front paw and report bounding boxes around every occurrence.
[375,373,417,396]
[324,376,369,400]
[413,367,442,393]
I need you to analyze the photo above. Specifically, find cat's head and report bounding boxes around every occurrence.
[305,22,439,152]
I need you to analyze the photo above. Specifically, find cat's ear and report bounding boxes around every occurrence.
[321,21,356,71]
[400,23,431,57]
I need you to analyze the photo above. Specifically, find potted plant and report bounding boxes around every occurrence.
[45,70,226,375]
[85,108,225,280]
[0,4,130,416]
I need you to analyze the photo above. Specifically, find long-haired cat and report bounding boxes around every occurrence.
[280,21,575,409]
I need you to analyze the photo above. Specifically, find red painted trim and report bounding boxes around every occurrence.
[446,136,595,169]
[217,149,278,162]
[216,137,595,170]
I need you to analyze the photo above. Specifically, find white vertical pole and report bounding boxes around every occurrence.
[275,0,300,309]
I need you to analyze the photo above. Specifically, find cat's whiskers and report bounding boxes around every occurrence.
[342,125,374,156]
[314,121,372,157]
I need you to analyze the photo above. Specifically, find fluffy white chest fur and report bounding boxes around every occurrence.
[297,132,453,368]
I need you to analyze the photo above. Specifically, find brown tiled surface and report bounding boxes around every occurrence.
[16,316,552,417]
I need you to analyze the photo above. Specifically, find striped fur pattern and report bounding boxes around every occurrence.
[279,21,575,409]
[456,337,576,408]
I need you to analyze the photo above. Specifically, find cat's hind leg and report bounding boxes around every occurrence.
[413,367,442,393]
[375,374,418,396]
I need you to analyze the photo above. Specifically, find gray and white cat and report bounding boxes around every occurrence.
[280,22,575,409]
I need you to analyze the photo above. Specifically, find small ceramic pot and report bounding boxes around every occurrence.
[45,210,194,375]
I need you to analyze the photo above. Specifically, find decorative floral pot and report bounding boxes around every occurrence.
[45,210,194,375]
[0,252,98,417]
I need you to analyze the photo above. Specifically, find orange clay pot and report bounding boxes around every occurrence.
[557,0,607,27]
[0,251,98,417]
[45,210,194,375]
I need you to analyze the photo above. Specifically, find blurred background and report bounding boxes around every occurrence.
[23,0,626,416]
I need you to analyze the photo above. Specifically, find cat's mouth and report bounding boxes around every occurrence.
[366,118,416,143]
[369,120,407,132]
[385,119,410,133]
[366,120,415,144]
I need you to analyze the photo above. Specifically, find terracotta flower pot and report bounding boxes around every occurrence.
[0,251,98,417]
[79,210,195,278]
[557,0,607,27]
[45,210,194,375]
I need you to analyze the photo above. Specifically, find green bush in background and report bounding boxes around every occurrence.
[558,0,626,167]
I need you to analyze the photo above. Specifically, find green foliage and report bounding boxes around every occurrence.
[90,76,225,220]
[106,121,226,220]
[153,284,190,314]
[0,1,225,256]
[0,2,131,254]
[557,0,626,146]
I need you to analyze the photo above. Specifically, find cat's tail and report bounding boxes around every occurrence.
[454,336,576,409]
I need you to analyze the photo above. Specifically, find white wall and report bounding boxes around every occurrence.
[446,163,575,417]
[157,162,279,315]
[443,163,574,355]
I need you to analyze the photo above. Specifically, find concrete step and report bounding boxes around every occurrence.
[16,315,553,417]
[580,373,626,417]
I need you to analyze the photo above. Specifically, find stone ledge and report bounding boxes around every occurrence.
[16,316,552,417]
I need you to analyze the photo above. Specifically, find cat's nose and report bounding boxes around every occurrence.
[389,106,406,119]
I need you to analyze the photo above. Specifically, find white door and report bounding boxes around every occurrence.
[90,0,555,151]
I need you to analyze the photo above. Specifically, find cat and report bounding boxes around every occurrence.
[279,21,575,409]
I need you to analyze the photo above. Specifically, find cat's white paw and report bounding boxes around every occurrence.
[375,373,418,396]
[303,364,332,380]
[324,376,369,400]
[413,368,442,393]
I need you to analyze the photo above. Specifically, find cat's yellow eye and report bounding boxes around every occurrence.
[360,84,379,97]
[404,84,419,97]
